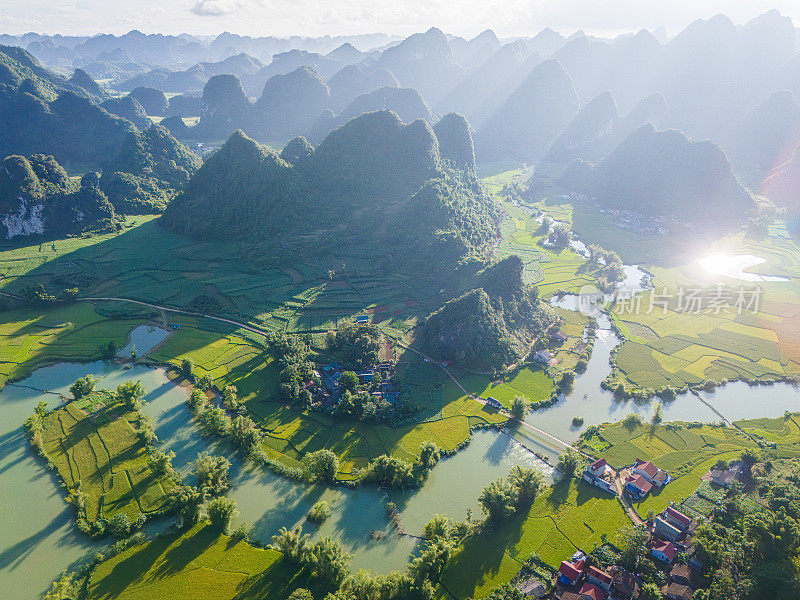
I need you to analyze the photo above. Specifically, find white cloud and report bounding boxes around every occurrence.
[190,0,240,17]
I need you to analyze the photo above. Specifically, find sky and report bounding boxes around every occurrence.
[0,0,799,39]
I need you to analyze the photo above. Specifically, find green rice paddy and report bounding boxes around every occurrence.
[40,391,177,523]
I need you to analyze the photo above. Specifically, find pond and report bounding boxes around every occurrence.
[117,324,171,358]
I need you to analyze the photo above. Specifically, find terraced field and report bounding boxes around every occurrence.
[87,524,318,600]
[40,390,177,523]
[495,201,596,297]
[0,218,430,336]
[511,183,800,393]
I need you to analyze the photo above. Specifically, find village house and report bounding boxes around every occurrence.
[669,563,699,589]
[582,458,616,494]
[705,461,744,488]
[585,566,613,592]
[624,473,653,499]
[532,349,552,364]
[577,582,607,600]
[663,506,692,533]
[485,396,503,410]
[515,578,547,598]
[662,582,693,600]
[557,554,587,587]
[651,538,679,564]
[654,517,683,543]
[633,459,669,487]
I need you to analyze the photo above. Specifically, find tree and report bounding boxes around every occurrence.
[479,479,517,522]
[485,584,524,600]
[508,465,544,509]
[550,223,571,248]
[558,371,575,391]
[304,449,339,483]
[623,413,642,429]
[99,341,117,359]
[222,384,238,409]
[638,582,660,600]
[288,590,314,600]
[309,537,352,586]
[107,513,133,538]
[418,442,441,471]
[510,396,529,421]
[271,526,310,562]
[70,375,99,399]
[557,449,580,479]
[181,358,194,380]
[151,449,175,477]
[206,496,238,534]
[617,524,648,569]
[651,402,663,429]
[116,380,146,409]
[340,371,360,394]
[308,500,331,524]
[193,452,231,495]
[410,536,455,585]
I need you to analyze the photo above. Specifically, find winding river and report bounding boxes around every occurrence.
[1,317,799,598]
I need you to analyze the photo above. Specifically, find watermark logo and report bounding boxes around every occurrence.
[567,284,762,317]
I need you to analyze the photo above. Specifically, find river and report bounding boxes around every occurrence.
[2,317,799,596]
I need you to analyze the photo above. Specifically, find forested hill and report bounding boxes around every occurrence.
[162,109,499,268]
[0,45,102,103]
[559,124,753,227]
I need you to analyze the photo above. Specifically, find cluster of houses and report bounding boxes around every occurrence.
[581,457,671,501]
[318,361,398,406]
[548,504,701,600]
[555,551,639,600]
[649,506,703,600]
[649,506,695,565]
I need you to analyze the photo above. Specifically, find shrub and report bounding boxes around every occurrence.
[70,375,99,399]
[307,501,331,524]
[206,497,238,534]
[304,449,339,483]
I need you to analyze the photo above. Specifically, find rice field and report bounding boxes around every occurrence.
[0,303,135,386]
[0,218,429,337]
[438,478,628,599]
[40,390,176,523]
[581,414,800,516]
[87,524,319,600]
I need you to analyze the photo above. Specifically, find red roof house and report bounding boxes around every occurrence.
[558,560,585,586]
[578,582,608,600]
[651,539,679,563]
[634,459,659,478]
[665,506,692,531]
[625,473,653,498]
